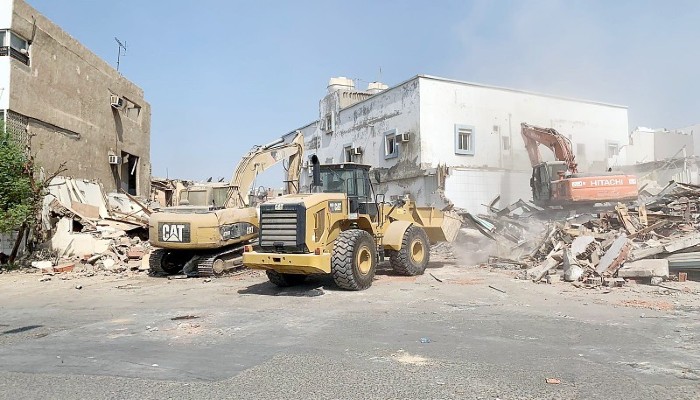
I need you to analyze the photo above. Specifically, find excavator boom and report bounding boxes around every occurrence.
[520,123,578,172]
[225,131,304,208]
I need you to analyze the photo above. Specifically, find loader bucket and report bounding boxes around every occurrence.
[414,207,462,243]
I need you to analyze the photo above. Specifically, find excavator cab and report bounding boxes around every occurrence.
[531,161,574,206]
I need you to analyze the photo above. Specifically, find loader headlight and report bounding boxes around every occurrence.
[220,222,254,240]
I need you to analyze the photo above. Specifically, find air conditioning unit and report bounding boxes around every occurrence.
[397,132,410,143]
[110,95,124,109]
[351,147,363,156]
[108,154,120,165]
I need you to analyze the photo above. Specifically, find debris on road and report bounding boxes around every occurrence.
[545,378,561,385]
[488,285,506,294]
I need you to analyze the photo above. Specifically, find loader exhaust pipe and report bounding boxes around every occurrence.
[311,155,321,191]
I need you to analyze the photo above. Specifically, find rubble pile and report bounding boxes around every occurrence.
[22,176,156,279]
[470,181,700,285]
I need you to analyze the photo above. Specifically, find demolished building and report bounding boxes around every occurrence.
[288,75,630,213]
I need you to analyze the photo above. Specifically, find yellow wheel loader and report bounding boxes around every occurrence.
[148,132,304,276]
[242,157,461,290]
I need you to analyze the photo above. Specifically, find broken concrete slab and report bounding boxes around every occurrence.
[663,233,700,253]
[571,235,595,258]
[596,234,632,276]
[618,259,669,279]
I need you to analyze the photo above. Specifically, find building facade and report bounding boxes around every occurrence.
[628,127,695,164]
[0,0,150,195]
[292,75,629,213]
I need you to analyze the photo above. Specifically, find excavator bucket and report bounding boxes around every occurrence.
[413,207,462,243]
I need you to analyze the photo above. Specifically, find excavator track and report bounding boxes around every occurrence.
[194,244,247,277]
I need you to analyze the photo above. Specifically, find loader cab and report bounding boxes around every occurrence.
[316,163,376,218]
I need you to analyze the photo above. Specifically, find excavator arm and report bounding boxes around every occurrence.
[520,123,578,173]
[225,131,304,208]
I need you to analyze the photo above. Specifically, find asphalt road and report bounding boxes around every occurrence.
[0,263,698,399]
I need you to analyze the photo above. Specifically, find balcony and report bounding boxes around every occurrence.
[0,46,30,65]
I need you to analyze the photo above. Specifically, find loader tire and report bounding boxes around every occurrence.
[266,270,307,287]
[331,229,377,290]
[390,226,430,276]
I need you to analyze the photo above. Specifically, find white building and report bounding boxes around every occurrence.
[290,75,630,213]
[628,127,694,164]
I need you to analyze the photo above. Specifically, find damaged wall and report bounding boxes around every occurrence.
[6,0,151,195]
[301,78,427,203]
[628,127,694,164]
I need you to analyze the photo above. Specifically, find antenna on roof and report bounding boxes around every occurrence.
[114,37,127,72]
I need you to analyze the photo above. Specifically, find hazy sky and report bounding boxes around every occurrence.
[27,0,700,182]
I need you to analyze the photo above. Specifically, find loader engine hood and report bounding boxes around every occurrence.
[258,193,345,254]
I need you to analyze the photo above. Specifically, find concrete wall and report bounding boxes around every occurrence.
[418,76,630,173]
[445,168,531,213]
[628,128,656,164]
[629,127,694,164]
[8,0,151,195]
[678,124,700,158]
[654,130,693,160]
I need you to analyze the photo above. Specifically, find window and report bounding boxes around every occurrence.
[606,142,619,158]
[124,98,142,121]
[455,125,475,155]
[502,136,510,151]
[343,145,353,162]
[384,129,398,159]
[10,32,27,52]
[576,143,586,158]
[0,30,29,65]
[323,113,334,134]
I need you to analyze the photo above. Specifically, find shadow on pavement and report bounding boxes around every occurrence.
[238,279,329,297]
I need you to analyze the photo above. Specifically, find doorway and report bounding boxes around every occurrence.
[120,151,139,195]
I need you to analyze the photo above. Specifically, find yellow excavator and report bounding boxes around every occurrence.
[148,132,304,276]
[242,156,461,290]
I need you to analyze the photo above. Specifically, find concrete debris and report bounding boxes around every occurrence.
[1,176,160,278]
[618,259,670,279]
[477,183,700,286]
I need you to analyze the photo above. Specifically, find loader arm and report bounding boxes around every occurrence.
[520,123,578,173]
[225,131,304,208]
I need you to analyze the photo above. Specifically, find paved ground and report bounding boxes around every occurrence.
[0,258,698,399]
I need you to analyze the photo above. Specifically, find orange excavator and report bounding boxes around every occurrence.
[520,123,638,207]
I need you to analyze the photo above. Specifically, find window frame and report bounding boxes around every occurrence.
[383,129,398,159]
[501,136,510,151]
[343,144,353,163]
[454,124,475,155]
[606,140,620,159]
[9,32,28,52]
